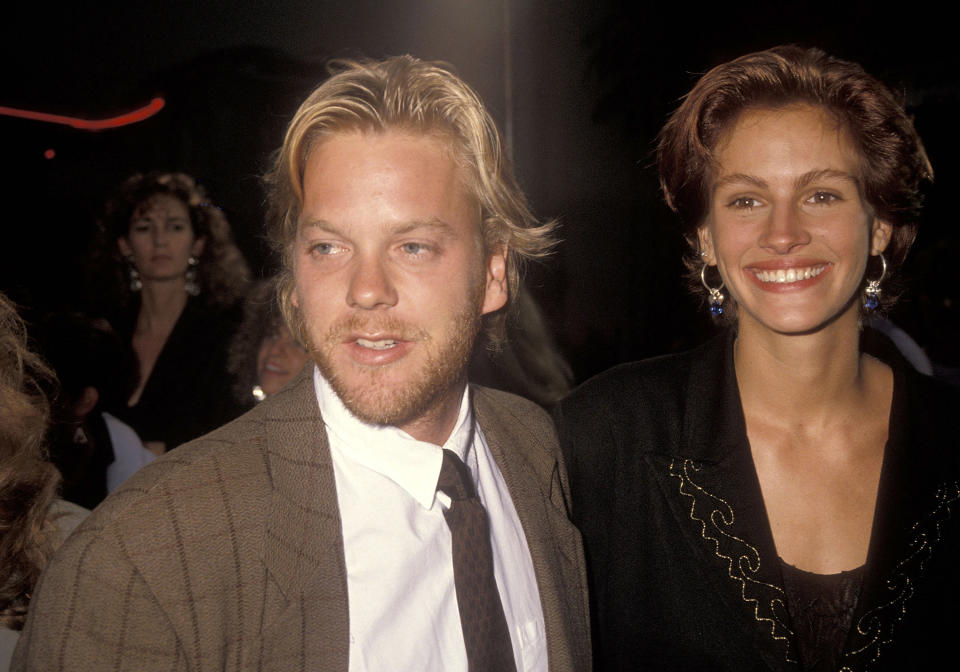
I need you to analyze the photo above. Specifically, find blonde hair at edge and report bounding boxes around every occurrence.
[264,55,556,348]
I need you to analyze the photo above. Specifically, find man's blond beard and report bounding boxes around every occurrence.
[302,289,485,429]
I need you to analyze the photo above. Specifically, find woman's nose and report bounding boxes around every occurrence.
[759,205,811,254]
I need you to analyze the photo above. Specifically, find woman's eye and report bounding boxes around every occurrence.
[807,191,840,205]
[729,196,760,209]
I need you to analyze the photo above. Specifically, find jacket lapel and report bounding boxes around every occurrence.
[840,354,960,669]
[655,331,799,668]
[473,386,591,672]
[260,364,350,669]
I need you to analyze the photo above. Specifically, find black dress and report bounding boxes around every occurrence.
[110,296,245,450]
[555,329,960,671]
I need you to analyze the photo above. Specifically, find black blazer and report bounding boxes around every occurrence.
[556,329,960,671]
[111,296,244,449]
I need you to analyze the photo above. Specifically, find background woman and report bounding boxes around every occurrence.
[557,46,959,671]
[92,172,250,453]
[227,278,310,407]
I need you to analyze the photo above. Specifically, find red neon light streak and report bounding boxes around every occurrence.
[0,97,165,130]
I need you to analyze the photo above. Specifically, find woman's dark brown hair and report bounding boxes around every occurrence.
[93,171,250,309]
[657,45,933,312]
[0,292,61,630]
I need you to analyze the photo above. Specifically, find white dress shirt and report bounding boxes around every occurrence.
[314,368,547,672]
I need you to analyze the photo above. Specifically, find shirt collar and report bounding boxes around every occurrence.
[313,366,475,509]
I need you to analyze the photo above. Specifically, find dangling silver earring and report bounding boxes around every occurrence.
[863,253,887,311]
[185,256,200,296]
[700,263,725,317]
[252,385,266,402]
[127,256,142,292]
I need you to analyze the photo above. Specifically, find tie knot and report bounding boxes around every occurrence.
[437,449,477,501]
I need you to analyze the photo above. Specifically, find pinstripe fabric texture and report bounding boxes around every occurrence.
[12,367,590,671]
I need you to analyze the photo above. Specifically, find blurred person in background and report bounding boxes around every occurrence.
[89,172,250,453]
[34,313,155,509]
[469,283,574,409]
[228,277,311,407]
[0,293,86,670]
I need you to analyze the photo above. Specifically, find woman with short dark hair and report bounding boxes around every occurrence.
[558,46,959,671]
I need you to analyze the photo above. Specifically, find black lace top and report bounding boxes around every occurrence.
[779,559,865,671]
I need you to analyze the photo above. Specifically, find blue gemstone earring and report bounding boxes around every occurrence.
[863,253,887,311]
[700,263,725,316]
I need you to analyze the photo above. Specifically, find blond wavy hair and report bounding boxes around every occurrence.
[0,293,60,630]
[264,55,555,346]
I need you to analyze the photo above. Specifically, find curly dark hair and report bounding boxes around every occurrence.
[92,172,250,310]
[0,292,61,630]
[227,278,289,405]
[657,45,933,315]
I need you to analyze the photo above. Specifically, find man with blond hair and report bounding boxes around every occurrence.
[14,56,590,672]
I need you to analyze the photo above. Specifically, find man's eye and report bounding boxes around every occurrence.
[400,242,429,255]
[309,243,338,255]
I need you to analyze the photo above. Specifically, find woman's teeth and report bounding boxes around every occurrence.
[753,265,825,284]
[356,338,398,350]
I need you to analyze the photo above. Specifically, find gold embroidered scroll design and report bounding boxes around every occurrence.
[669,458,796,664]
[839,480,960,672]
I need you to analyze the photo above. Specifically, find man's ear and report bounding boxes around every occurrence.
[697,227,717,265]
[870,219,893,256]
[481,244,508,315]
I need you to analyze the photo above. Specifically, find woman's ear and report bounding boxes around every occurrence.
[870,219,892,256]
[697,227,717,265]
[117,237,132,257]
[191,236,206,257]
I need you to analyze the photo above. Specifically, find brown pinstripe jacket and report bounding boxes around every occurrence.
[12,367,591,671]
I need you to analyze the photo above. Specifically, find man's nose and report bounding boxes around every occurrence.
[346,253,398,309]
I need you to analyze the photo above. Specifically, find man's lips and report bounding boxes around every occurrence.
[343,336,413,366]
[354,337,399,350]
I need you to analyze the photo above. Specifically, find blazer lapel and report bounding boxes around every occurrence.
[841,357,960,670]
[473,386,591,672]
[260,364,350,669]
[654,332,799,668]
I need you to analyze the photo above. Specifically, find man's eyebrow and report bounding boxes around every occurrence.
[298,217,457,236]
[392,218,456,236]
[299,218,337,233]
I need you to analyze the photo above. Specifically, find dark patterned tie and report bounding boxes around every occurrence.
[437,449,518,672]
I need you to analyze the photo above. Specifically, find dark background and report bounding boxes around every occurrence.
[2,0,957,383]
